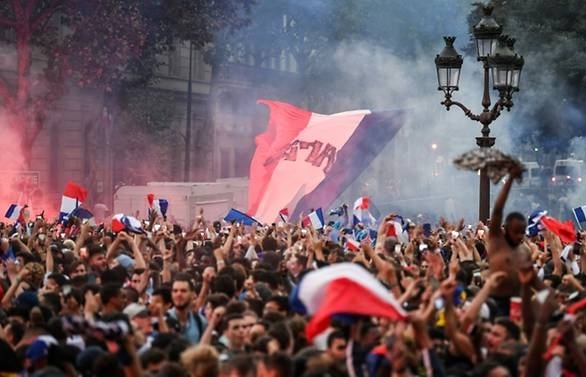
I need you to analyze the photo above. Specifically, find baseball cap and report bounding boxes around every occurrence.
[123,303,149,318]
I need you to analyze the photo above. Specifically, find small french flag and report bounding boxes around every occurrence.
[5,204,22,221]
[346,238,361,252]
[60,181,88,220]
[573,205,586,226]
[302,208,325,230]
[279,208,289,223]
[112,214,144,234]
[147,194,169,217]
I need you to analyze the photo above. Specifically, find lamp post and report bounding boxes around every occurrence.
[434,4,524,222]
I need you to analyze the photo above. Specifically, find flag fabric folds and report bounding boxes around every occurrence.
[111,214,144,234]
[353,196,377,226]
[70,207,95,226]
[279,208,289,223]
[541,216,577,244]
[5,204,23,221]
[526,209,548,237]
[345,238,360,252]
[289,263,406,341]
[248,100,405,223]
[302,208,324,229]
[224,208,260,226]
[147,194,169,217]
[60,182,88,221]
[572,206,586,227]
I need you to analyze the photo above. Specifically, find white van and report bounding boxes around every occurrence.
[523,161,541,187]
[551,159,584,186]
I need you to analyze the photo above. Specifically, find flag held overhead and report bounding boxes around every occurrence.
[224,208,260,226]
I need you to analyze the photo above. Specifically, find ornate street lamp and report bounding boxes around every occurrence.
[434,4,524,222]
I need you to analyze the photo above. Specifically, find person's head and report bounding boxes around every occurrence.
[129,272,142,291]
[3,319,25,347]
[286,254,306,277]
[263,296,289,317]
[124,303,151,333]
[180,344,219,377]
[242,310,258,345]
[222,313,246,350]
[68,260,88,279]
[471,360,511,377]
[99,283,126,313]
[140,348,166,375]
[88,245,108,273]
[172,273,195,311]
[149,287,173,313]
[268,321,293,355]
[486,318,520,354]
[326,330,347,363]
[504,212,526,247]
[256,352,293,377]
[203,293,230,321]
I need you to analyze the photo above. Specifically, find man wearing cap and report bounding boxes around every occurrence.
[124,302,156,352]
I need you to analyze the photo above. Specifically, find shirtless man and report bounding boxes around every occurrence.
[487,165,535,316]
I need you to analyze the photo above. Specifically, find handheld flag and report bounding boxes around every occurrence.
[289,263,406,341]
[60,182,88,221]
[147,194,169,218]
[279,208,289,223]
[302,208,325,229]
[70,207,95,226]
[111,214,144,234]
[526,209,548,237]
[248,100,406,223]
[5,204,23,221]
[541,216,576,244]
[572,206,586,229]
[224,208,260,226]
[345,238,361,252]
[353,196,377,226]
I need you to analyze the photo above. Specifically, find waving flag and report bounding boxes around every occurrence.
[147,194,169,218]
[224,208,260,226]
[526,209,548,237]
[345,238,361,252]
[5,204,23,221]
[302,208,325,229]
[572,206,586,229]
[60,181,88,221]
[290,263,406,341]
[353,196,377,226]
[248,100,406,223]
[541,216,576,244]
[70,207,95,226]
[279,208,289,223]
[111,214,144,234]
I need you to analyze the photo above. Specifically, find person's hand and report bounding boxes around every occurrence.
[439,278,457,299]
[16,266,30,282]
[202,266,216,284]
[210,306,226,327]
[485,271,508,290]
[537,288,558,325]
[84,290,100,315]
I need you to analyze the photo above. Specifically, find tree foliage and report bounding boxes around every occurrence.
[0,0,253,166]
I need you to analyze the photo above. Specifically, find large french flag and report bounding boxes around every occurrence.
[60,182,88,221]
[290,263,406,341]
[248,100,405,223]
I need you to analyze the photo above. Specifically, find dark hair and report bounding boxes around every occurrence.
[6,320,25,345]
[99,283,123,306]
[327,329,346,348]
[220,313,244,334]
[213,275,236,297]
[152,287,173,305]
[259,352,293,377]
[172,273,195,291]
[505,212,526,226]
[266,295,290,314]
[140,348,166,369]
[494,317,521,341]
[268,321,292,352]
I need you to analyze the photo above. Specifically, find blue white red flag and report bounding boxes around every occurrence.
[147,194,169,217]
[248,100,405,223]
[60,182,88,221]
[5,204,23,221]
[302,208,325,229]
[289,263,406,341]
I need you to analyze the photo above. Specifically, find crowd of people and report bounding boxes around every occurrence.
[0,166,585,377]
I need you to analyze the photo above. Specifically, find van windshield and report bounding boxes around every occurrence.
[555,165,580,176]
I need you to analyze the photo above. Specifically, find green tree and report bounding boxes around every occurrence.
[0,0,252,168]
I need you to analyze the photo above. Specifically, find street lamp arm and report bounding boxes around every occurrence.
[441,96,481,122]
